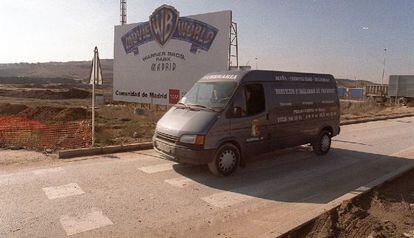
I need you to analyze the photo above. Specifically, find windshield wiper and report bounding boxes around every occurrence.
[176,102,201,111]
[187,104,218,112]
[176,102,187,107]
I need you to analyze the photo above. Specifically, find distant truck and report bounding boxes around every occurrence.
[388,75,414,105]
[365,85,388,103]
[365,75,414,105]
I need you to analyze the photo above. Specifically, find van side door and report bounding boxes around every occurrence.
[228,83,271,158]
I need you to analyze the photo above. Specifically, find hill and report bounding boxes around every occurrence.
[0,60,113,85]
[0,61,375,88]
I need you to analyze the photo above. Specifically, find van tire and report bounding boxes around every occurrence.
[312,130,331,155]
[398,97,408,106]
[208,143,240,176]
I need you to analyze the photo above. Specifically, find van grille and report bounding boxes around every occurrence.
[156,132,178,144]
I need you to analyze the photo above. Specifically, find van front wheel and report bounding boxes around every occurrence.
[312,130,331,155]
[208,144,240,176]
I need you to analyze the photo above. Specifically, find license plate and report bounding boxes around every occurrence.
[157,141,174,154]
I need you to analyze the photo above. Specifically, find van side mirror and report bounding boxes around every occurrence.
[232,106,242,118]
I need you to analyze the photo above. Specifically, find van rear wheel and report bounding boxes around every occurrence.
[208,143,240,176]
[398,97,408,106]
[312,130,331,155]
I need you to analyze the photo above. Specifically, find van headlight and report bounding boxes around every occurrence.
[179,134,205,146]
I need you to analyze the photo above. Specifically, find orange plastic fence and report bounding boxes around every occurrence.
[0,116,92,150]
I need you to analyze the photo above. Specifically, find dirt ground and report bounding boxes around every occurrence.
[341,100,414,122]
[94,104,162,145]
[0,149,55,166]
[282,169,414,238]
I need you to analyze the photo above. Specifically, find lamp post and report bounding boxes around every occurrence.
[245,57,258,70]
[381,48,387,85]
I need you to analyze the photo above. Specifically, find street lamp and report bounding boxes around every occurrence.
[381,48,387,85]
[245,57,259,69]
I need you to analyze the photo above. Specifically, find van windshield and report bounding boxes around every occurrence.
[179,81,237,111]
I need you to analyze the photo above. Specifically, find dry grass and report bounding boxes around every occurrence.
[95,104,164,146]
[341,100,384,117]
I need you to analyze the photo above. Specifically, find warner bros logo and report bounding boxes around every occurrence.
[149,5,179,47]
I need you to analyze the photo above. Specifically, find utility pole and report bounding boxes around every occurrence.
[92,68,96,146]
[381,48,387,85]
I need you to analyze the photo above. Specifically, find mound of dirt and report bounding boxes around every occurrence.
[28,89,58,99]
[63,88,91,99]
[283,169,414,238]
[0,105,90,122]
[18,107,63,121]
[53,108,90,121]
[0,103,28,115]
[0,88,91,100]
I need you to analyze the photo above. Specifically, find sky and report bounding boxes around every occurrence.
[1,0,413,83]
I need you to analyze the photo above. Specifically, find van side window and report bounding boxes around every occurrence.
[231,84,265,117]
[245,84,265,116]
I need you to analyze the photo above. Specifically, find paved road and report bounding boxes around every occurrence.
[1,117,414,238]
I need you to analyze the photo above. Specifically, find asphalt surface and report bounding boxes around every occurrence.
[1,117,414,238]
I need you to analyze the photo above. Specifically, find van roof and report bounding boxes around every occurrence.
[199,70,335,84]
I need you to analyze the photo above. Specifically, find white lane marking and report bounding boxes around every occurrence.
[117,155,158,163]
[202,192,253,208]
[59,208,113,236]
[138,163,177,174]
[42,183,85,200]
[0,174,14,186]
[391,145,414,157]
[201,176,287,208]
[1,167,62,186]
[164,177,194,188]
[32,167,64,175]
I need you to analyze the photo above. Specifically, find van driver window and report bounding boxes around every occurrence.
[232,84,265,117]
[231,88,247,117]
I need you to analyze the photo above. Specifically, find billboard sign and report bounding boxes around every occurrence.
[113,5,232,105]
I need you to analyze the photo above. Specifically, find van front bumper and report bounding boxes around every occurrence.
[153,139,215,165]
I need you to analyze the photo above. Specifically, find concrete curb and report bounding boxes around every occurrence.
[340,113,414,125]
[275,164,414,238]
[58,142,153,159]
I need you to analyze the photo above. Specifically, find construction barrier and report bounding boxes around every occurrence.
[0,116,92,150]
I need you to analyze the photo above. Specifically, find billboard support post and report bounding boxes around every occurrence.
[89,47,103,147]
[229,21,239,69]
[120,0,127,25]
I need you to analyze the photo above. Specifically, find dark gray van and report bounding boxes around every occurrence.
[153,70,340,176]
